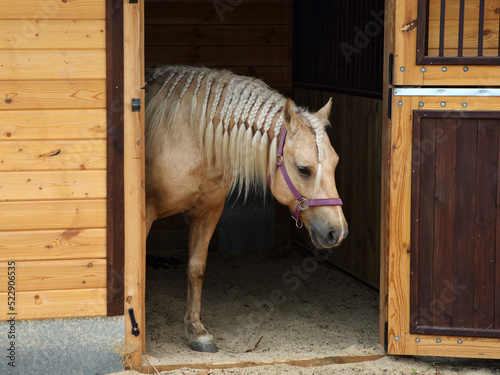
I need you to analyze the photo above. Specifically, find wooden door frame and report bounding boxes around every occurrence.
[123,0,146,368]
[106,0,146,368]
[106,0,125,318]
[380,0,394,349]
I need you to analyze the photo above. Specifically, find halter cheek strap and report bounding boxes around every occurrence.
[268,126,343,228]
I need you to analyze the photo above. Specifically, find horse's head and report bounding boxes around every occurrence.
[269,99,348,248]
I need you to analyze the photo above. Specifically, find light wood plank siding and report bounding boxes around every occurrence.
[0,0,107,320]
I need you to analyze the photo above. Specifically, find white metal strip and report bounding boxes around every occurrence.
[393,88,500,96]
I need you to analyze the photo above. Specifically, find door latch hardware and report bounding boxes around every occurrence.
[132,98,141,112]
[128,308,140,336]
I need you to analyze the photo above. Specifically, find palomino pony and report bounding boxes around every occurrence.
[145,66,348,353]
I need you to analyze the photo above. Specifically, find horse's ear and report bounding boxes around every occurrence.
[283,98,299,134]
[316,98,332,123]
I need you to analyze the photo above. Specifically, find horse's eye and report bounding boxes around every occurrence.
[298,166,311,176]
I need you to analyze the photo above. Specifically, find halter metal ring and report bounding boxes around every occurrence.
[294,217,304,229]
[298,198,309,210]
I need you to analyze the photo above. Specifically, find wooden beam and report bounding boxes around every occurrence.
[123,0,146,367]
[137,355,386,373]
[106,0,125,318]
[380,0,395,348]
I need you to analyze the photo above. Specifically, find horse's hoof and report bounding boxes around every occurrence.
[189,339,218,353]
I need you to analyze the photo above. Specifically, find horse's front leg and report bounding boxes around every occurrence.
[184,203,224,353]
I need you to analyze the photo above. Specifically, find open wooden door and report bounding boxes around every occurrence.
[382,0,500,358]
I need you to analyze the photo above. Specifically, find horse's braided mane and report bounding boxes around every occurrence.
[145,66,327,198]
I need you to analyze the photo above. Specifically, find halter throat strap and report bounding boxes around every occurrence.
[270,126,343,228]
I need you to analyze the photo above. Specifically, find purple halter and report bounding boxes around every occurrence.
[268,126,343,228]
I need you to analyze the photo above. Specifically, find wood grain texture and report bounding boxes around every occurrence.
[124,0,145,365]
[0,50,106,80]
[144,0,292,92]
[0,20,105,50]
[0,228,106,261]
[380,0,395,346]
[1,109,106,141]
[291,88,382,288]
[146,45,292,67]
[453,119,477,330]
[0,199,106,231]
[145,3,292,25]
[0,80,106,110]
[0,288,107,321]
[386,95,415,356]
[415,335,500,359]
[428,0,500,19]
[0,140,106,172]
[106,0,125,318]
[146,24,291,46]
[389,97,500,356]
[1,0,105,20]
[428,21,499,50]
[394,0,500,85]
[0,259,106,291]
[0,170,106,201]
[474,119,498,331]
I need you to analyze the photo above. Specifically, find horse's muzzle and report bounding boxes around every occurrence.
[310,221,348,248]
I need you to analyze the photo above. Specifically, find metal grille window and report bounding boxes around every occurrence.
[417,0,500,64]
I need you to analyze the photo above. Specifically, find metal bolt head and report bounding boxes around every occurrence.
[442,67,447,72]
[418,102,424,107]
[462,102,468,108]
[398,101,403,107]
[436,338,442,343]
[463,66,469,72]
[457,339,463,344]
[440,102,446,107]
[395,336,400,341]
[415,338,421,343]
[400,67,405,72]
[420,67,426,73]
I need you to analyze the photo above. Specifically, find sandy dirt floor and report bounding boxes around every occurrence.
[110,248,500,374]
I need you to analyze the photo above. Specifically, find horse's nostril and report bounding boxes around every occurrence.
[327,230,338,245]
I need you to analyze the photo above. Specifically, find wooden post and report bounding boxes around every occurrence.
[380,0,395,348]
[123,0,145,368]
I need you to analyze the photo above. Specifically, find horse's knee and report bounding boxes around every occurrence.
[187,260,206,281]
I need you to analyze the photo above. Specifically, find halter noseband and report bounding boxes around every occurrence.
[268,126,343,228]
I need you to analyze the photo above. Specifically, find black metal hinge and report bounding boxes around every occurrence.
[129,0,138,3]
